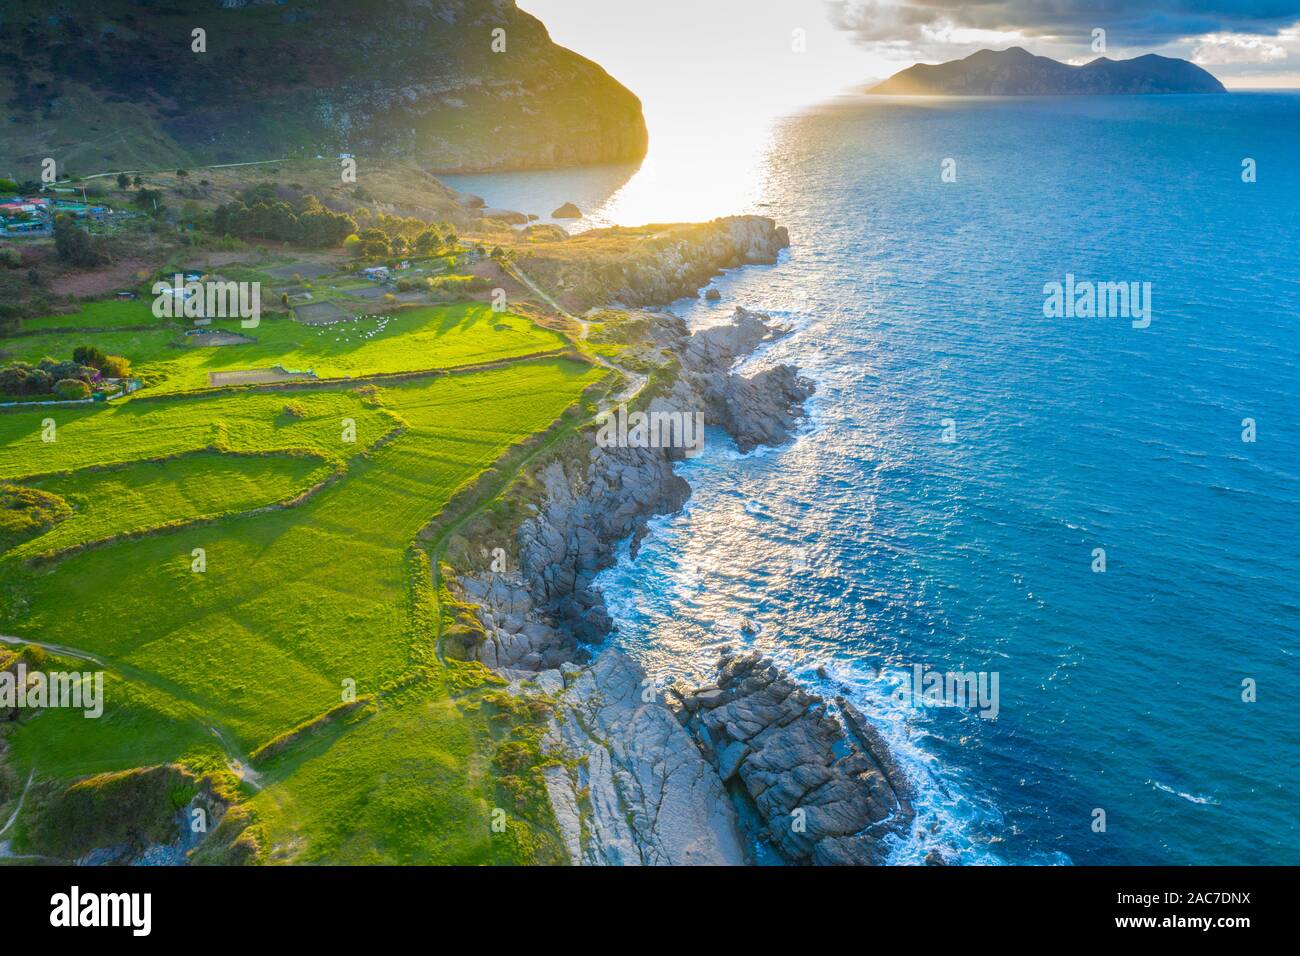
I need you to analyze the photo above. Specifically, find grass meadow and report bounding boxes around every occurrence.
[1,287,604,863]
[5,302,569,395]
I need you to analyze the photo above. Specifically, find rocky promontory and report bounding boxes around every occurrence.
[673,650,914,865]
[0,0,649,174]
[518,217,790,312]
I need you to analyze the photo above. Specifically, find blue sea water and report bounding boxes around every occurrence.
[455,93,1300,865]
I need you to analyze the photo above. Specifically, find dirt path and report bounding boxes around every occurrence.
[67,158,289,182]
[0,633,260,790]
[500,257,647,404]
[0,767,35,839]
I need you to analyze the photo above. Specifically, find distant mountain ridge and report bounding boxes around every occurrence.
[0,0,648,176]
[870,47,1226,95]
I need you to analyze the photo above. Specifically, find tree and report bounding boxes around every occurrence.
[116,172,130,190]
[176,168,189,178]
[53,217,106,267]
[72,344,107,369]
[133,187,166,217]
[39,358,97,383]
[413,229,440,255]
[132,175,143,187]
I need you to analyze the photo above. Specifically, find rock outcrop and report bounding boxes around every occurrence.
[535,650,748,865]
[673,650,915,865]
[521,217,790,312]
[438,246,909,866]
[552,202,582,219]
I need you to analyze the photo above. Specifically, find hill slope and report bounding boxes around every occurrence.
[0,0,648,177]
[870,47,1226,95]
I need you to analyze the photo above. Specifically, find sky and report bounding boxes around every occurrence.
[517,0,1300,224]
[522,0,1300,101]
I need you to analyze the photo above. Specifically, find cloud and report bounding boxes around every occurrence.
[827,1,1300,79]
[828,1,1300,46]
[1190,30,1290,63]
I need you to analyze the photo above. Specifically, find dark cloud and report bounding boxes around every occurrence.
[827,1,1300,44]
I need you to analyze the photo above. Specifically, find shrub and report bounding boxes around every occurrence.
[281,401,308,420]
[430,274,490,294]
[72,344,107,369]
[0,248,22,269]
[0,362,53,396]
[99,354,131,378]
[54,378,91,400]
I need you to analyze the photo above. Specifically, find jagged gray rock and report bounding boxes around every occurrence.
[674,649,915,865]
[541,649,747,865]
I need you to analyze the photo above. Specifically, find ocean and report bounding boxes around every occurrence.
[443,92,1300,865]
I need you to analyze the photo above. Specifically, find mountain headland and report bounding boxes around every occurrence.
[0,0,648,176]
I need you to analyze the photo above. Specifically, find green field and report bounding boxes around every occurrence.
[19,299,159,333]
[0,287,605,864]
[5,303,567,395]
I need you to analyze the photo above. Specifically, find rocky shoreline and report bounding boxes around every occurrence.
[444,288,920,864]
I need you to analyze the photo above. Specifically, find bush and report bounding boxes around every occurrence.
[0,362,53,396]
[99,354,131,378]
[39,358,97,383]
[281,401,307,420]
[0,248,22,269]
[54,378,91,400]
[430,274,490,294]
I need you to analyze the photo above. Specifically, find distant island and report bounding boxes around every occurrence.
[870,47,1226,95]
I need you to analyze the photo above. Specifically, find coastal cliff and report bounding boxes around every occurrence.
[447,306,812,671]
[441,281,917,863]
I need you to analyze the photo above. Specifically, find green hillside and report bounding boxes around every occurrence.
[0,0,648,178]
